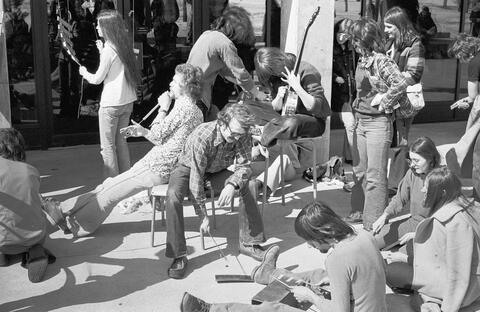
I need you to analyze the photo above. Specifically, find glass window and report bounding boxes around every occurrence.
[5,0,38,124]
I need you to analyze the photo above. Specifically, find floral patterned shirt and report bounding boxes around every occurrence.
[139,96,203,180]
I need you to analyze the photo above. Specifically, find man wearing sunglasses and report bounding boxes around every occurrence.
[164,103,270,279]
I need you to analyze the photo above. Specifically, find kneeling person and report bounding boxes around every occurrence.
[166,103,267,279]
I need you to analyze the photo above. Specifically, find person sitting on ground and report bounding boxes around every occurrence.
[384,166,480,312]
[0,128,56,283]
[165,103,270,280]
[180,201,387,312]
[372,136,440,250]
[251,47,331,195]
[43,64,204,237]
[187,5,267,120]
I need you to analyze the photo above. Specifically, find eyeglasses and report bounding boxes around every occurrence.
[337,32,351,40]
[406,158,421,166]
[227,124,246,139]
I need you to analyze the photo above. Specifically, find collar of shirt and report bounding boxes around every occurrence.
[430,200,465,222]
[214,123,225,147]
[359,54,375,69]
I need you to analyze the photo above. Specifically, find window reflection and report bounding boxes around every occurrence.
[5,0,37,124]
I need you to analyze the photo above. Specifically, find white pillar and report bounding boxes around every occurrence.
[0,2,11,128]
[281,0,334,164]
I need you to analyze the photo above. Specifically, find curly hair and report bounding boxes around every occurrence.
[351,18,385,54]
[175,63,203,100]
[294,201,354,244]
[384,7,420,50]
[210,5,255,47]
[217,102,256,131]
[448,33,480,63]
[334,18,353,36]
[254,47,295,95]
[97,10,141,89]
[0,128,26,162]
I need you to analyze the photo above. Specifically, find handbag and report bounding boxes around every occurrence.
[406,83,425,111]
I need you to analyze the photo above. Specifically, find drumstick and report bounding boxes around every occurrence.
[207,231,229,267]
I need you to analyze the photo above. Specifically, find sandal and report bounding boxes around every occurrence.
[24,244,49,283]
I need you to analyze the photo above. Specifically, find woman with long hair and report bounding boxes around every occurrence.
[384,167,480,312]
[187,5,266,120]
[79,10,141,179]
[372,136,440,249]
[179,202,387,312]
[44,64,204,237]
[332,18,357,165]
[384,6,426,146]
[347,18,409,230]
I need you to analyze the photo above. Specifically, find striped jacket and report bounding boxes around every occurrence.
[387,35,426,118]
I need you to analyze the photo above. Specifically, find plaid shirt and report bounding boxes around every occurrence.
[360,52,409,113]
[177,121,252,207]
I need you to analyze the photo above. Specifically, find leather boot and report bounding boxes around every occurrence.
[251,244,280,284]
[180,292,211,312]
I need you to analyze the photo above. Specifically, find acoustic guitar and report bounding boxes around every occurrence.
[281,6,321,116]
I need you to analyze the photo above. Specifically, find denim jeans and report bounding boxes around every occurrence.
[61,161,166,237]
[256,152,296,195]
[339,102,355,162]
[260,114,326,148]
[209,268,331,312]
[165,164,265,259]
[474,134,480,201]
[351,115,392,229]
[98,103,133,179]
[395,117,414,147]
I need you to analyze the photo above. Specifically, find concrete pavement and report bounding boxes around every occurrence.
[0,121,467,312]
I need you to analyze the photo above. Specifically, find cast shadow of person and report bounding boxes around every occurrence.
[0,217,231,312]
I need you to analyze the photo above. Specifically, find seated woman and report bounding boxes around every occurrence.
[43,64,204,237]
[372,136,440,250]
[180,201,387,312]
[385,166,480,312]
[0,128,55,283]
[251,47,331,195]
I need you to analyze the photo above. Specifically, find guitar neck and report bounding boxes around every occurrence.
[292,6,320,76]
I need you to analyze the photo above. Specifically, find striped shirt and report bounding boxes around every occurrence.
[177,121,252,206]
[387,35,426,118]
